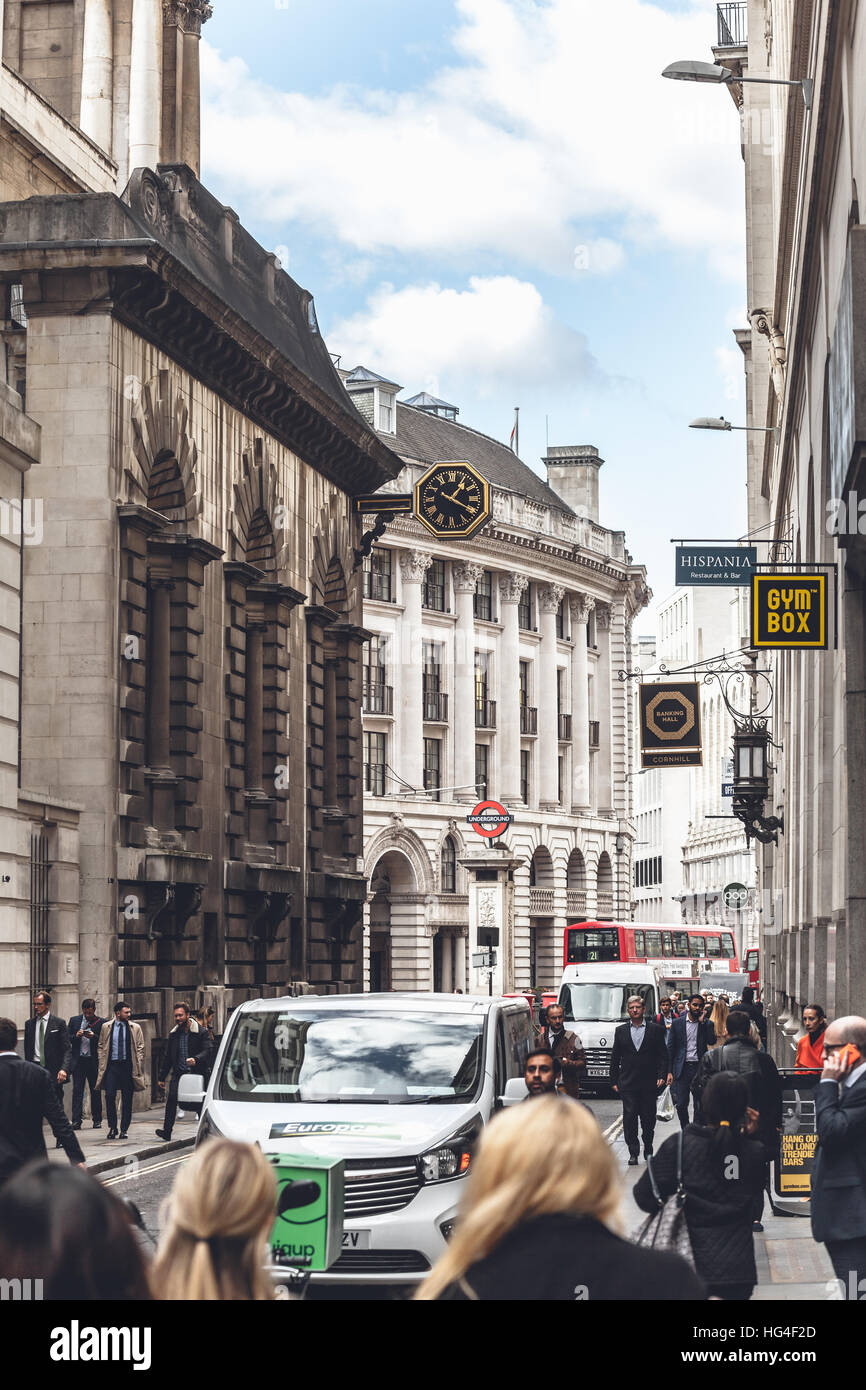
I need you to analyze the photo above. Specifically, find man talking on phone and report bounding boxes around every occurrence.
[811,1015,866,1299]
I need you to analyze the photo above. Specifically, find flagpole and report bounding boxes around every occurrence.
[513,406,519,456]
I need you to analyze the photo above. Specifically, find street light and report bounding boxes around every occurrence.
[690,416,779,438]
[662,60,813,110]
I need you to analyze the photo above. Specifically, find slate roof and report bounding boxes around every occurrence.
[403,391,458,412]
[386,403,575,515]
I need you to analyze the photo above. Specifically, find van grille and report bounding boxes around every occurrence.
[343,1158,422,1218]
[583,1047,612,1076]
[330,1249,430,1275]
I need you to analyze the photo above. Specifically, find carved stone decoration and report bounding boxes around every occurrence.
[452,561,484,593]
[126,368,201,523]
[751,309,787,400]
[398,550,433,584]
[248,891,293,944]
[498,574,529,603]
[309,492,358,613]
[539,582,566,613]
[765,0,773,58]
[175,883,203,933]
[127,169,172,238]
[569,593,595,625]
[595,604,612,630]
[229,437,291,573]
[145,883,175,939]
[163,0,213,32]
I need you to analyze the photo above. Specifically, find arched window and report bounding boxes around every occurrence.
[441,837,457,894]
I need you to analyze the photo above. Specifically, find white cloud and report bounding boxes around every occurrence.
[330,275,603,397]
[200,0,745,279]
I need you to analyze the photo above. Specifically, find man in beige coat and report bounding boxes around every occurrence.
[95,1002,145,1140]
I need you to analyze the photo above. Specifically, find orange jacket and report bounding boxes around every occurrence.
[795,1029,825,1071]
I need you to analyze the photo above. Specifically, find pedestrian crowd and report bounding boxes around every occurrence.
[0,990,865,1301]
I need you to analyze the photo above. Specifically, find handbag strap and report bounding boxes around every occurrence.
[644,1152,664,1210]
[675,1129,685,1195]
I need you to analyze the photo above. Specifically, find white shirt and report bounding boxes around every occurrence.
[685,1018,699,1061]
[630,1022,646,1050]
[31,1013,50,1062]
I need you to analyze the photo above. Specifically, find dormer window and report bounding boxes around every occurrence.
[377,390,395,433]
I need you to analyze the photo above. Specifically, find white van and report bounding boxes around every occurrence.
[557,962,661,1090]
[178,991,534,1286]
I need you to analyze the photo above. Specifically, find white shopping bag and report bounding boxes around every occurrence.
[656,1084,675,1122]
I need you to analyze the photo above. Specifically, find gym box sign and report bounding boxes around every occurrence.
[751,573,829,649]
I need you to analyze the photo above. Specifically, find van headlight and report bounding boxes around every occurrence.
[420,1122,478,1183]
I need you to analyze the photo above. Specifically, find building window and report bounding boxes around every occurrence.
[362,635,391,713]
[364,731,387,796]
[519,660,530,707]
[377,389,395,432]
[518,583,534,631]
[363,548,393,602]
[473,570,494,621]
[422,641,446,721]
[587,608,596,648]
[520,749,530,804]
[475,743,489,800]
[558,755,565,804]
[423,558,447,611]
[556,599,568,640]
[441,836,457,893]
[29,827,49,993]
[423,738,442,800]
[474,650,490,706]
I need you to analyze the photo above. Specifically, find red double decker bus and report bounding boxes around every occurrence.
[563,921,743,996]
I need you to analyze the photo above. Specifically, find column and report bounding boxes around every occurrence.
[79,0,114,152]
[453,562,482,802]
[498,575,527,804]
[569,595,593,810]
[440,932,453,992]
[129,0,162,172]
[596,603,613,813]
[453,932,467,992]
[398,550,432,793]
[181,1,211,175]
[538,584,565,810]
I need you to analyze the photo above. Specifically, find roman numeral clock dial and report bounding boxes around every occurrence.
[413,462,491,539]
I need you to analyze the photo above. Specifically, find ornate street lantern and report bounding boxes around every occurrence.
[731,718,782,845]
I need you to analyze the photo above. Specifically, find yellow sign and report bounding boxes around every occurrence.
[751,572,828,649]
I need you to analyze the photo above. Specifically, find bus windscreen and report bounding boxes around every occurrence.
[566,928,620,963]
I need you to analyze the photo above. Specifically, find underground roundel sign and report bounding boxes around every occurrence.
[466,800,513,838]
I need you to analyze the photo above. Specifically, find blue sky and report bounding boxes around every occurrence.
[200,0,749,631]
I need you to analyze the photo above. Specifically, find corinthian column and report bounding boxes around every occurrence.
[182,0,212,175]
[453,562,482,802]
[538,584,565,809]
[498,575,527,804]
[596,603,613,813]
[569,594,594,810]
[399,550,432,793]
[129,0,161,171]
[80,0,114,152]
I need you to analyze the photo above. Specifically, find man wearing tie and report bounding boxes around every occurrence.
[95,1002,145,1140]
[68,998,105,1130]
[23,991,71,1100]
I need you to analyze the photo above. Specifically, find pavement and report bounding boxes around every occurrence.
[47,1103,198,1176]
[608,1114,841,1301]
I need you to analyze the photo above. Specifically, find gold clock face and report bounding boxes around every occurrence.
[414,461,490,539]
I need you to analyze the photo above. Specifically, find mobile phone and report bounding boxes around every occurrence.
[836,1043,862,1069]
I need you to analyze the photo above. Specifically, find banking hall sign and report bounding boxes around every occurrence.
[639,683,703,768]
[751,573,829,649]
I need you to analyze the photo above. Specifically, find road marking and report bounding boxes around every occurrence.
[102,1153,190,1186]
[602,1116,623,1143]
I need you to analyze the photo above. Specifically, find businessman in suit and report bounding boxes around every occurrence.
[23,991,71,1100]
[811,1015,866,1298]
[669,993,717,1130]
[611,995,672,1165]
[0,1016,85,1185]
[68,998,105,1130]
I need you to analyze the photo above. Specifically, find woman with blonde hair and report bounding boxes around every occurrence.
[415,1096,705,1301]
[709,997,728,1045]
[151,1139,277,1300]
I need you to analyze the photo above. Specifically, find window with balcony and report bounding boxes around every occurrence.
[363,730,387,796]
[363,547,393,602]
[475,743,489,800]
[362,635,392,714]
[441,835,457,893]
[475,651,495,727]
[422,641,447,721]
[424,738,442,801]
[519,660,536,734]
[518,583,534,631]
[520,748,530,804]
[474,570,494,622]
[423,557,447,612]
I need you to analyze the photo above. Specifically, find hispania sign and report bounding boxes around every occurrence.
[675,545,757,586]
[639,682,703,768]
[751,573,828,649]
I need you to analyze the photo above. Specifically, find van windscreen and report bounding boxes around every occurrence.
[559,983,655,1023]
[218,1010,485,1104]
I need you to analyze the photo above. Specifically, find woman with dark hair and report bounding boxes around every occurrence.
[0,1162,151,1300]
[795,1004,827,1071]
[634,1072,766,1300]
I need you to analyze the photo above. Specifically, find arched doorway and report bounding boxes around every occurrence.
[529,845,556,988]
[566,848,587,921]
[597,851,614,920]
[366,843,431,991]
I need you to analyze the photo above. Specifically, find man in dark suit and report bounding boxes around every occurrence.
[23,990,71,1101]
[611,995,672,1165]
[669,993,716,1130]
[811,1015,866,1298]
[155,1002,213,1141]
[0,1016,85,1185]
[68,998,105,1130]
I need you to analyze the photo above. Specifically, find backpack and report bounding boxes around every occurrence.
[705,1040,762,1111]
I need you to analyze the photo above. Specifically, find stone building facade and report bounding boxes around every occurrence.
[716,1,866,1043]
[349,372,650,995]
[0,3,401,1060]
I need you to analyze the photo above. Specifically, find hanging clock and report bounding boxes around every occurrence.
[413,461,491,539]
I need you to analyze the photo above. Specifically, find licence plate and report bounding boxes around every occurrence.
[341,1229,371,1250]
[587,1068,608,1077]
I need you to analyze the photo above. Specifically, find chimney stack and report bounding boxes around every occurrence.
[544,445,603,523]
